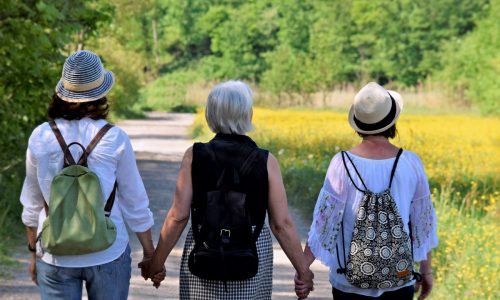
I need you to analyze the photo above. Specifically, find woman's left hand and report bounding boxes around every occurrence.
[415,273,433,300]
[29,255,38,285]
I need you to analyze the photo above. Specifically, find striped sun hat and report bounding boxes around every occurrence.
[55,50,115,103]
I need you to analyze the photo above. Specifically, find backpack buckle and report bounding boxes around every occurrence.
[220,229,231,244]
[220,229,231,237]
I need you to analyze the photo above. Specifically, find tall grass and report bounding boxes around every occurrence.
[140,73,477,115]
[192,108,499,299]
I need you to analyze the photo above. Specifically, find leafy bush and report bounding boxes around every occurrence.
[139,68,203,112]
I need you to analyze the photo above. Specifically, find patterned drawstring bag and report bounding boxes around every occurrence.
[337,149,421,289]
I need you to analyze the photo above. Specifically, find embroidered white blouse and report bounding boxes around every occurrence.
[308,150,438,297]
[20,118,154,267]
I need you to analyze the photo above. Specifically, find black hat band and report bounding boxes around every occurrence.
[353,93,397,131]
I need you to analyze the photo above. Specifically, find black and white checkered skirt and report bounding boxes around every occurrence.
[179,225,273,300]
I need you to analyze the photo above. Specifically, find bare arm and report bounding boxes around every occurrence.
[136,229,155,257]
[25,226,38,285]
[148,147,193,276]
[303,243,317,267]
[267,153,313,283]
[415,252,433,300]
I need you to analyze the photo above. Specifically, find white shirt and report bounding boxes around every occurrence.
[20,118,154,267]
[308,150,438,297]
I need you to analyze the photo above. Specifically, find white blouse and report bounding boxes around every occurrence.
[20,118,154,267]
[308,150,438,297]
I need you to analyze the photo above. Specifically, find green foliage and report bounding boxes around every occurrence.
[139,67,203,112]
[139,0,496,114]
[207,0,279,81]
[437,0,500,114]
[0,0,110,243]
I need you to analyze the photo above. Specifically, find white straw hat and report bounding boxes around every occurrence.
[55,50,115,103]
[348,82,403,135]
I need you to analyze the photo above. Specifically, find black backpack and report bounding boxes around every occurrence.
[188,145,262,283]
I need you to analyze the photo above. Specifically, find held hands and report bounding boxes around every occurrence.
[294,269,314,299]
[138,252,166,289]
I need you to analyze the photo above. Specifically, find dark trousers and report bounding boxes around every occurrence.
[332,285,414,300]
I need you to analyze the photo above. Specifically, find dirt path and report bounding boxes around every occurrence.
[0,112,330,299]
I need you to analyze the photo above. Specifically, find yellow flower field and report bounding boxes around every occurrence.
[192,108,500,299]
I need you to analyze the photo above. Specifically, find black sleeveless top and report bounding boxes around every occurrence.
[191,133,269,229]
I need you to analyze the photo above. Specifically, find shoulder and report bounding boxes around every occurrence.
[267,151,278,166]
[401,149,425,168]
[327,151,345,173]
[109,125,128,140]
[400,149,427,176]
[184,146,193,161]
[27,121,53,149]
[401,149,422,162]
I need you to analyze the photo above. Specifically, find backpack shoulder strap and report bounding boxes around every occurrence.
[85,123,117,216]
[341,151,368,192]
[104,181,118,217]
[49,121,76,166]
[78,123,114,165]
[202,144,264,242]
[239,148,260,177]
[388,148,403,189]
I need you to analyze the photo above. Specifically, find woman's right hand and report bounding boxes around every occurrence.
[29,255,38,285]
[416,253,433,299]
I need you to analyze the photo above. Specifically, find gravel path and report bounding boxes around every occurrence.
[0,112,330,299]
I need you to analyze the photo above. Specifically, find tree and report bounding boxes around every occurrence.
[437,0,500,114]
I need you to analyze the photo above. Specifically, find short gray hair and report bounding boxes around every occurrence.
[205,80,254,135]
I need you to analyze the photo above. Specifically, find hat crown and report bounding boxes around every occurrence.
[55,50,115,103]
[353,82,392,124]
[62,50,104,85]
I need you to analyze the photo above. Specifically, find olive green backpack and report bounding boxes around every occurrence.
[39,121,117,256]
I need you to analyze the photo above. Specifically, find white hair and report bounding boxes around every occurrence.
[205,80,254,135]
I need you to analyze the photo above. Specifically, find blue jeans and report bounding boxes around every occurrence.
[37,245,131,300]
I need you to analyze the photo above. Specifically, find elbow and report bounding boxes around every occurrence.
[169,210,190,224]
[270,216,294,236]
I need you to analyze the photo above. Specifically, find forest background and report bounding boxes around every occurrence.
[1,0,499,298]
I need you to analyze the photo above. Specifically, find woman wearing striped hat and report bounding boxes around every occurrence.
[20,50,158,300]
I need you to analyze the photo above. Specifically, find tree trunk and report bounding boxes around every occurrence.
[76,30,85,51]
[152,19,159,66]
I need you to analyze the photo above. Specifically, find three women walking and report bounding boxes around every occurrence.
[20,50,437,300]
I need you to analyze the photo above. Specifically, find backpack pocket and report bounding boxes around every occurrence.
[206,190,247,229]
[188,245,258,281]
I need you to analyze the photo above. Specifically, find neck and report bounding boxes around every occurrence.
[362,135,390,144]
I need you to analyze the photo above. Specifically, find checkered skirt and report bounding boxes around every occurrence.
[179,225,273,300]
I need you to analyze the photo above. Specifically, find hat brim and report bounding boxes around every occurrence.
[348,90,403,135]
[55,70,115,103]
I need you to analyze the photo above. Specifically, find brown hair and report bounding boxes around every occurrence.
[357,124,397,139]
[48,94,109,120]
